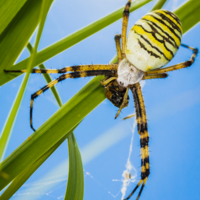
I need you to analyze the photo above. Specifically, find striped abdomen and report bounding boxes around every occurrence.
[125,10,182,72]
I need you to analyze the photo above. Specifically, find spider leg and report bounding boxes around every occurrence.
[122,74,168,122]
[115,86,129,119]
[125,179,143,200]
[115,34,122,63]
[136,177,148,200]
[121,0,132,59]
[146,44,198,74]
[133,83,150,177]
[122,113,135,120]
[100,76,117,86]
[124,83,150,200]
[4,64,118,74]
[30,70,116,131]
[143,73,168,80]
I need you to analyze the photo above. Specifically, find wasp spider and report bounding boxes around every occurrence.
[5,0,198,199]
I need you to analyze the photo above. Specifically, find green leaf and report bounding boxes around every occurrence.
[0,0,153,86]
[65,133,84,200]
[0,0,27,34]
[0,0,44,72]
[174,0,200,33]
[151,0,168,11]
[0,133,69,200]
[0,0,53,161]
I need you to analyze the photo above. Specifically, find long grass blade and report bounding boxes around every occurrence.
[151,0,168,11]
[0,0,53,161]
[0,131,70,200]
[0,0,45,72]
[64,133,84,200]
[174,0,200,33]
[0,0,27,34]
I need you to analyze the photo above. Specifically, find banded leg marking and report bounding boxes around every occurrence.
[146,44,198,74]
[135,83,150,177]
[30,70,116,131]
[4,64,118,74]
[143,73,168,80]
[115,34,122,63]
[122,113,135,120]
[121,0,132,58]
[124,83,150,200]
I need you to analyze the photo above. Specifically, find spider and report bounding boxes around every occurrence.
[5,0,198,199]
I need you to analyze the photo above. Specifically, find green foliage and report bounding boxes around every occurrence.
[174,0,200,33]
[0,132,69,200]
[151,0,168,11]
[0,0,199,199]
[65,133,84,200]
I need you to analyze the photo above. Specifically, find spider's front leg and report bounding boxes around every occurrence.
[4,64,118,131]
[122,0,132,59]
[29,69,117,131]
[124,83,150,200]
[4,64,118,74]
[115,34,122,63]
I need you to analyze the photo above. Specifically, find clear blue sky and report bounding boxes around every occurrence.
[0,0,200,199]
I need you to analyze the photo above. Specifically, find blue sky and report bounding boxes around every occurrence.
[0,0,200,199]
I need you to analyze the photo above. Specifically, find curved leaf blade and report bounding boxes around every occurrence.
[65,133,84,200]
[151,0,168,11]
[0,0,43,71]
[0,0,27,34]
[0,133,69,200]
[174,0,200,33]
[0,0,53,161]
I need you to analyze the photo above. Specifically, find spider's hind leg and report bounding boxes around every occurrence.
[143,73,168,80]
[146,44,198,75]
[124,83,150,200]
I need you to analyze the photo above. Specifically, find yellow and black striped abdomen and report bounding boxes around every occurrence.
[125,10,182,72]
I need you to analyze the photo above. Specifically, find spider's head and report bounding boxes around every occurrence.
[117,58,144,87]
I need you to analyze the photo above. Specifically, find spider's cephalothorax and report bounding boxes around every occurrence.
[117,58,144,87]
[4,1,198,199]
